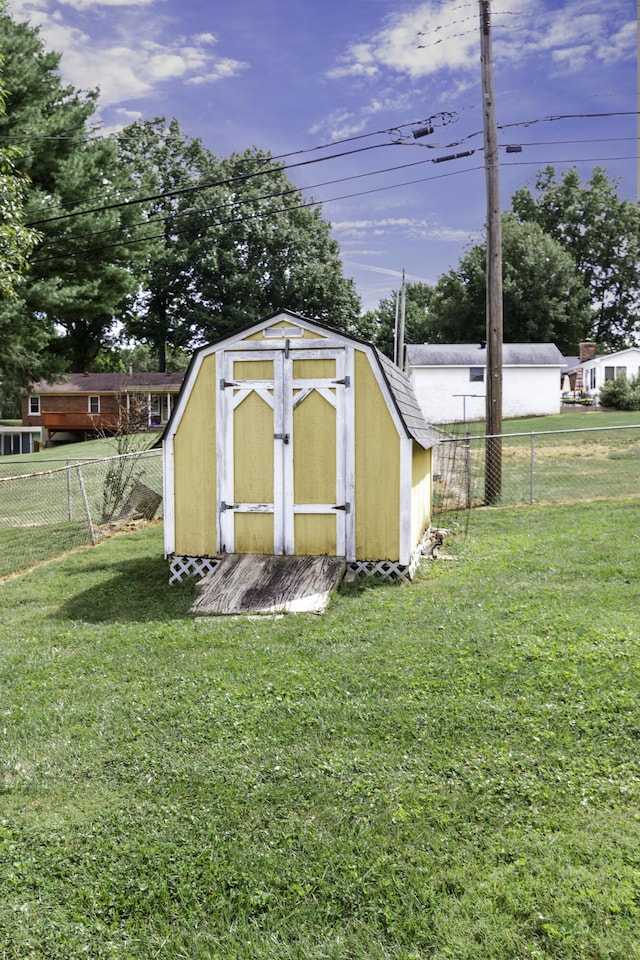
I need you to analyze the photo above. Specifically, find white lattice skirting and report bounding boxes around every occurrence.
[169,531,429,585]
[346,530,430,582]
[168,555,221,584]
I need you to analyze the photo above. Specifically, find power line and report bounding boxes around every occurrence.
[21,115,452,222]
[29,163,486,264]
[29,151,639,266]
[23,109,636,226]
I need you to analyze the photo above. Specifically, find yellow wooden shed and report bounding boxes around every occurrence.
[163,311,435,583]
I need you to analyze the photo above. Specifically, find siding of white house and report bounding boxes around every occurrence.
[406,344,564,424]
[578,348,640,400]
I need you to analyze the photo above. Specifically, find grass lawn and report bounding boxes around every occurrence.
[1,502,639,958]
[436,410,640,510]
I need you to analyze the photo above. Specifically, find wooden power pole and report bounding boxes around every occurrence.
[479,0,503,503]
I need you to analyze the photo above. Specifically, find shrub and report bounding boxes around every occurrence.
[598,372,640,410]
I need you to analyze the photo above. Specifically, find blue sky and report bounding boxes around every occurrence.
[7,0,637,311]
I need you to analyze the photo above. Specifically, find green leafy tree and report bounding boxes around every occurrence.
[359,282,435,358]
[427,214,591,353]
[0,30,42,412]
[512,166,640,348]
[184,148,361,342]
[0,145,39,299]
[117,118,216,371]
[0,10,143,377]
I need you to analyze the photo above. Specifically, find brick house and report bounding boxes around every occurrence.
[22,372,184,446]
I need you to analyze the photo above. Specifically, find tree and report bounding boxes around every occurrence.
[117,118,216,371]
[183,148,361,342]
[359,282,435,358]
[0,145,39,299]
[512,166,640,349]
[427,214,591,354]
[0,31,43,411]
[0,10,143,377]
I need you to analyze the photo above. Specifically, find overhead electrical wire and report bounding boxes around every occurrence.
[23,109,635,227]
[29,151,638,266]
[21,114,453,222]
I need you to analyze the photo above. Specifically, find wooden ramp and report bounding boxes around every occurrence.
[191,554,346,616]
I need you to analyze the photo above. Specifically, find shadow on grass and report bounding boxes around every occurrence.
[54,555,198,623]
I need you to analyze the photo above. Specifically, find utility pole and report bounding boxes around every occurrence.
[395,269,407,369]
[479,0,503,503]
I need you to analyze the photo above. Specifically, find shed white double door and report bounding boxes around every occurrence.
[217,346,353,557]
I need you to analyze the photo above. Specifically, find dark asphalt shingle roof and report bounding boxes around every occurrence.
[375,350,436,450]
[406,343,564,367]
[30,372,184,394]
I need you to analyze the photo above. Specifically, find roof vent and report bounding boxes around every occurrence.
[479,340,486,349]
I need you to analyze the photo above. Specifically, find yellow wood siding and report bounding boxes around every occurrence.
[233,359,274,380]
[293,388,337,554]
[411,443,432,546]
[173,355,217,556]
[292,358,335,379]
[294,515,336,555]
[354,350,400,560]
[234,391,274,504]
[235,513,273,554]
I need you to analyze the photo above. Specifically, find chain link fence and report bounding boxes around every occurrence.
[1,424,638,579]
[0,450,163,578]
[433,423,640,518]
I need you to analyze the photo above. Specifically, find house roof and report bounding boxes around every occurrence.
[29,372,184,394]
[579,346,640,366]
[406,342,565,367]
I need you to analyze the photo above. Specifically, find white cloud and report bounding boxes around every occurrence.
[4,7,249,107]
[327,0,632,85]
[333,216,468,243]
[59,0,155,6]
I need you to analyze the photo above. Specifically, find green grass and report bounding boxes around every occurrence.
[0,433,158,471]
[1,503,639,958]
[435,410,640,509]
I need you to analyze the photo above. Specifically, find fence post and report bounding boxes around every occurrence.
[76,464,96,544]
[530,433,535,504]
[66,458,73,521]
[465,433,472,509]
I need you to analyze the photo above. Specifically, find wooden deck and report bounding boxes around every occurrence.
[190,554,346,616]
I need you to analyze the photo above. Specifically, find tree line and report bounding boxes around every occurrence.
[1,3,639,416]
[362,167,640,359]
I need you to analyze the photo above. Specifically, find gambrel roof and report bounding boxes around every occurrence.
[164,311,436,450]
[376,349,436,450]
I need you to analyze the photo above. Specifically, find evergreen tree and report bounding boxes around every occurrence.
[0,10,143,377]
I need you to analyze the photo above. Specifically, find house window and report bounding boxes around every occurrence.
[88,396,100,414]
[469,367,484,383]
[589,368,596,390]
[604,365,627,381]
[29,396,40,415]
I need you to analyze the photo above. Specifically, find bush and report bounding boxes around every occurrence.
[598,372,640,410]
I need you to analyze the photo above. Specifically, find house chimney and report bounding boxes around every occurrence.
[579,341,596,361]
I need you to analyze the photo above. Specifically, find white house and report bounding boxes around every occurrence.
[405,342,565,424]
[573,345,640,402]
